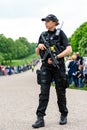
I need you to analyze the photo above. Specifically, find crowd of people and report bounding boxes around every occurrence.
[0,59,39,76]
[66,52,87,87]
[0,52,87,88]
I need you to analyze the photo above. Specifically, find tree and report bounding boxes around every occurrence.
[0,53,4,64]
[78,37,87,56]
[0,34,7,53]
[0,34,15,63]
[70,21,87,54]
[0,34,37,65]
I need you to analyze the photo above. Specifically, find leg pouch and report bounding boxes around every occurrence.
[36,69,50,85]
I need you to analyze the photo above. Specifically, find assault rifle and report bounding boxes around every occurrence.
[41,21,64,69]
[41,34,60,69]
[39,22,69,88]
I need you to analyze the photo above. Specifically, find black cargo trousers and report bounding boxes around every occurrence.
[36,63,68,117]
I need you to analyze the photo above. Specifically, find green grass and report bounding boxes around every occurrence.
[3,53,39,66]
[69,84,87,91]
[51,82,87,91]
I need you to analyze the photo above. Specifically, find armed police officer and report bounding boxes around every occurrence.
[32,14,72,128]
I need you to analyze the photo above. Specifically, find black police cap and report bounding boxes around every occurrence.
[41,14,59,23]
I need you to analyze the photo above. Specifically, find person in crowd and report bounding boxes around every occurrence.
[76,65,83,87]
[83,65,87,84]
[68,54,78,86]
[31,65,35,72]
[76,52,83,65]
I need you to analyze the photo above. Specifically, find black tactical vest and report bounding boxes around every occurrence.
[39,29,64,60]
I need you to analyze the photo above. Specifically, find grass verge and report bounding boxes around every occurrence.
[3,53,39,66]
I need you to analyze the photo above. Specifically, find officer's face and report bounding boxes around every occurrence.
[45,20,56,31]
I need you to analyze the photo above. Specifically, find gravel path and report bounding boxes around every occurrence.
[0,62,87,130]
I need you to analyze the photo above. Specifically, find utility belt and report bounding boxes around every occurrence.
[41,56,64,69]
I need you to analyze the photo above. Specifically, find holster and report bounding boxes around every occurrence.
[36,69,50,85]
[36,69,41,84]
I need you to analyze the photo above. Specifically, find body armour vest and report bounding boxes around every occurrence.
[39,29,64,61]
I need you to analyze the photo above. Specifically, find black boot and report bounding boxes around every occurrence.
[32,117,45,128]
[59,115,67,125]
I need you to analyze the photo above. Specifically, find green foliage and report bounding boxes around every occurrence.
[15,37,36,59]
[0,53,4,64]
[0,34,37,65]
[70,21,87,55]
[78,37,87,56]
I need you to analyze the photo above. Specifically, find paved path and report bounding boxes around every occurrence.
[0,62,87,130]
